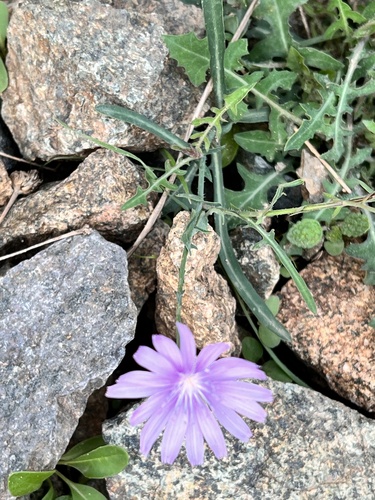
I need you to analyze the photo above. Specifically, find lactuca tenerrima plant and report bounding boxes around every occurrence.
[91,0,375,381]
[106,322,273,466]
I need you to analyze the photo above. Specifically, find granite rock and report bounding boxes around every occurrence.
[1,0,204,161]
[230,225,280,299]
[103,380,375,499]
[0,161,12,206]
[0,148,156,254]
[0,230,137,499]
[278,252,375,413]
[155,211,240,355]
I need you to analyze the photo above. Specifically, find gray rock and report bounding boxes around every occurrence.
[1,0,204,161]
[0,148,156,254]
[230,225,280,299]
[0,230,137,499]
[103,380,375,499]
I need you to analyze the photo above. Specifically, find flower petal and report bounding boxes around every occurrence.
[105,371,170,399]
[196,342,231,371]
[194,398,227,459]
[134,345,177,375]
[130,389,174,426]
[177,322,197,372]
[185,407,205,466]
[206,399,252,442]
[160,402,189,464]
[152,334,183,370]
[139,393,178,456]
[214,381,274,403]
[206,357,267,381]
[222,397,268,423]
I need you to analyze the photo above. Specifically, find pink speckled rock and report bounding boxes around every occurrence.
[278,252,375,412]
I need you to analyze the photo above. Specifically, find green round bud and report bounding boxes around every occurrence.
[325,225,343,243]
[286,219,323,249]
[340,212,369,238]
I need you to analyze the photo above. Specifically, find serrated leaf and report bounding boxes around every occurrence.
[345,213,375,285]
[234,108,288,161]
[163,32,209,86]
[242,337,263,363]
[324,0,366,39]
[250,0,308,61]
[285,74,336,151]
[60,436,106,462]
[8,470,55,496]
[60,445,129,479]
[225,162,286,211]
[253,70,298,109]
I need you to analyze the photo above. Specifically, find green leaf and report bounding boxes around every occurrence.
[265,295,281,316]
[363,120,375,134]
[262,360,293,382]
[253,70,298,109]
[163,32,209,86]
[225,163,287,214]
[259,324,281,348]
[250,0,308,61]
[60,436,106,462]
[242,337,264,363]
[297,47,344,72]
[324,0,366,39]
[8,470,55,496]
[68,482,106,500]
[60,445,129,479]
[324,239,345,256]
[202,0,226,106]
[234,108,288,161]
[0,1,8,51]
[285,74,336,151]
[96,104,192,153]
[0,56,8,92]
[345,213,375,285]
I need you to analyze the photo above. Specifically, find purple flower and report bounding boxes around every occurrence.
[106,322,273,466]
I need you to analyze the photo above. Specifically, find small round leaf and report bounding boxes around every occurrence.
[242,336,263,363]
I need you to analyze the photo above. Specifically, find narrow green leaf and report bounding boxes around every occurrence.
[363,120,375,134]
[242,337,263,363]
[211,150,292,342]
[163,32,209,86]
[8,471,55,496]
[60,436,106,462]
[246,223,317,314]
[95,104,192,152]
[60,445,129,479]
[202,0,226,107]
